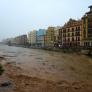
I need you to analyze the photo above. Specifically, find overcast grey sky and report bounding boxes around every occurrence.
[0,0,92,40]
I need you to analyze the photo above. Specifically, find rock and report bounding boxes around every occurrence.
[0,81,11,87]
[0,56,5,60]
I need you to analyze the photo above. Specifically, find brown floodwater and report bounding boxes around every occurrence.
[0,44,92,83]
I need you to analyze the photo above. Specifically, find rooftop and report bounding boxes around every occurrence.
[89,5,92,8]
[61,19,82,29]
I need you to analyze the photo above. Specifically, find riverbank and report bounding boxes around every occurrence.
[2,59,92,92]
[7,44,92,55]
[0,45,92,92]
[0,56,92,92]
[0,57,15,92]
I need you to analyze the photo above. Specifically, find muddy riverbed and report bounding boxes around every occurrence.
[0,44,92,92]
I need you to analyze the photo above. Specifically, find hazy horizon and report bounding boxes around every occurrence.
[0,0,92,41]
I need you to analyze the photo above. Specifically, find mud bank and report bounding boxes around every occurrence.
[0,57,15,92]
[4,62,92,92]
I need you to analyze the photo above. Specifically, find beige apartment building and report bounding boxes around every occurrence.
[28,30,37,46]
[61,19,82,47]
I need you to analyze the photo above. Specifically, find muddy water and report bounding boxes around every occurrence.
[0,44,92,83]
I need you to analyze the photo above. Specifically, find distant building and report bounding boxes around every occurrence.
[54,26,61,47]
[28,30,37,46]
[81,5,92,47]
[45,27,55,48]
[2,38,14,45]
[58,27,63,47]
[36,29,46,48]
[28,32,31,45]
[61,19,82,47]
[14,35,27,45]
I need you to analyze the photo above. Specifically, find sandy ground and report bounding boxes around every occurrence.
[0,45,92,92]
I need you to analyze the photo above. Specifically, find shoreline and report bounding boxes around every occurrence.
[5,44,92,55]
[4,62,92,92]
[0,56,92,92]
[0,57,15,92]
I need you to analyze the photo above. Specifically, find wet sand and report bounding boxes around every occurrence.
[0,45,92,92]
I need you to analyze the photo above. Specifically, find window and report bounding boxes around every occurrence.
[76,27,77,31]
[78,37,80,41]
[68,38,70,41]
[78,27,80,30]
[72,28,74,31]
[84,42,90,46]
[72,33,74,36]
[72,37,74,41]
[68,33,70,37]
[68,29,70,32]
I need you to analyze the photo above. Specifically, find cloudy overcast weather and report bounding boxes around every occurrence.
[0,0,92,41]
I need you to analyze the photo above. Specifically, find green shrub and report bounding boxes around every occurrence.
[0,64,4,75]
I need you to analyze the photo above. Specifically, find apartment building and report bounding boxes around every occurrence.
[61,19,82,47]
[81,5,92,47]
[28,30,37,46]
[14,35,27,45]
[54,26,61,47]
[45,27,55,48]
[36,29,46,48]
